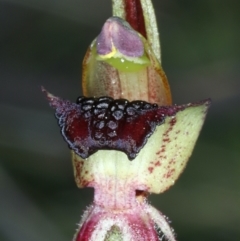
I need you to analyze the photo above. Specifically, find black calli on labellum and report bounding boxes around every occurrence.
[43,87,185,160]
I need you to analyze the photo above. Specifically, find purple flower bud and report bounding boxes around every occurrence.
[97,16,144,58]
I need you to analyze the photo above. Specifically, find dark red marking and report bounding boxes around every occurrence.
[148,167,154,173]
[155,161,161,167]
[165,168,175,179]
[163,138,170,143]
[124,0,147,38]
[170,118,177,126]
[42,86,206,161]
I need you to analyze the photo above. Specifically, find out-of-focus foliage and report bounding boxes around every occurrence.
[0,0,239,240]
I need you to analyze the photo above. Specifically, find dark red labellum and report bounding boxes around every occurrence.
[47,93,183,160]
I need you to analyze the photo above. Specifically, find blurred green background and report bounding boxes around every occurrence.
[0,0,239,240]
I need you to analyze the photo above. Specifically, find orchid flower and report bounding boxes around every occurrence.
[43,0,210,240]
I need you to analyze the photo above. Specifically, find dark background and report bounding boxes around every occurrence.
[1,0,239,240]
